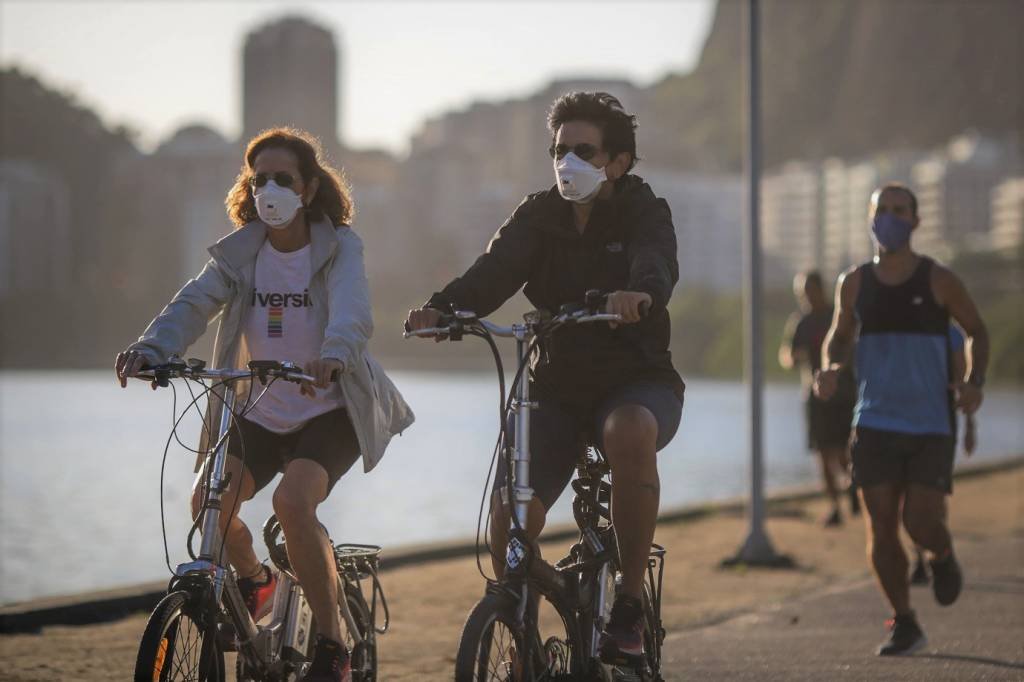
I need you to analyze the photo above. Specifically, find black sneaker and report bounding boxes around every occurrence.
[598,595,645,664]
[909,556,930,586]
[300,635,352,682]
[823,508,842,528]
[930,550,963,606]
[877,613,927,656]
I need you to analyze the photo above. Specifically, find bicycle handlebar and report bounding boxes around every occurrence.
[403,296,625,341]
[135,359,319,386]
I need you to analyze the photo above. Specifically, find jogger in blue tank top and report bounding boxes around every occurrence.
[815,183,989,657]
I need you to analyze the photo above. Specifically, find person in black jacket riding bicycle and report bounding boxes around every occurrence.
[406,91,684,664]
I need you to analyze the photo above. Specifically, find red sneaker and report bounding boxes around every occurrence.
[238,565,277,621]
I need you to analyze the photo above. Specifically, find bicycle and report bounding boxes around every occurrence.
[405,293,667,681]
[131,358,389,682]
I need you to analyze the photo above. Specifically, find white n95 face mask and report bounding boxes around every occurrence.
[255,180,304,228]
[554,152,607,203]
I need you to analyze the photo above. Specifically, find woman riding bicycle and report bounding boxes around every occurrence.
[406,91,684,666]
[116,127,413,682]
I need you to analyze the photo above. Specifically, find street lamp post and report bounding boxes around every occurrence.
[723,0,793,568]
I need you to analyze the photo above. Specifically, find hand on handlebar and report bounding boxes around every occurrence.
[115,349,158,389]
[604,291,652,328]
[300,358,344,397]
[405,307,447,341]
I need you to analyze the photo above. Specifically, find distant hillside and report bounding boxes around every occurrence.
[647,0,1023,171]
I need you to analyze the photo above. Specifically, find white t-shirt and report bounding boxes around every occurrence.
[242,240,345,433]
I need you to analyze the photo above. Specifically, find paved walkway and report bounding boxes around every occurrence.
[663,533,1024,680]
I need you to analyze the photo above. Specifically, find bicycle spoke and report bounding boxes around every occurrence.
[486,622,514,681]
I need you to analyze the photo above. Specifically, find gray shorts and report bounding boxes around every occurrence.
[494,381,683,510]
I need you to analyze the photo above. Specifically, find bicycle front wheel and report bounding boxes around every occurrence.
[455,592,527,681]
[134,590,224,682]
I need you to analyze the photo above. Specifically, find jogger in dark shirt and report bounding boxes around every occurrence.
[779,271,857,526]
[407,92,684,663]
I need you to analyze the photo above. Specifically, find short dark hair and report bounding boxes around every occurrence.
[547,92,639,171]
[877,183,918,218]
[803,270,823,291]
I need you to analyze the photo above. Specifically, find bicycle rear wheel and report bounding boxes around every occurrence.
[134,590,224,682]
[341,582,377,682]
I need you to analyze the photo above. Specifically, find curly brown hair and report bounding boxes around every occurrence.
[225,127,354,228]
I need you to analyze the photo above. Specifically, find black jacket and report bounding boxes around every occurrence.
[427,175,684,414]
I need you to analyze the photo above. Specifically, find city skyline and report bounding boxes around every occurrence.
[0,0,715,154]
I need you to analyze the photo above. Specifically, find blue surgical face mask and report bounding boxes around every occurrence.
[871,213,913,251]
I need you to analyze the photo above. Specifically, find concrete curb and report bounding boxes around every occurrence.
[2,455,1020,635]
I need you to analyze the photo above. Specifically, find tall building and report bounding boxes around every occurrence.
[761,161,821,286]
[643,167,743,292]
[143,125,240,283]
[912,132,1018,259]
[0,160,71,296]
[990,176,1024,254]
[243,16,340,145]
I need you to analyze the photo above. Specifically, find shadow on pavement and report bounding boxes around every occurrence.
[919,652,1024,671]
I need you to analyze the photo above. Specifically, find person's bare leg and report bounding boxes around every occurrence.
[820,446,844,510]
[488,493,547,578]
[603,405,659,600]
[903,484,951,559]
[273,459,342,643]
[861,483,911,615]
[191,455,259,576]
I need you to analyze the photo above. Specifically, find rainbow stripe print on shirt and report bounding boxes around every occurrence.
[268,306,283,337]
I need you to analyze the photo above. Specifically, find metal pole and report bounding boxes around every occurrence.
[724,0,790,568]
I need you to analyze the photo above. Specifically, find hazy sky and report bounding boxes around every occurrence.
[0,1,714,154]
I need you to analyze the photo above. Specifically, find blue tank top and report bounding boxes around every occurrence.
[853,257,954,435]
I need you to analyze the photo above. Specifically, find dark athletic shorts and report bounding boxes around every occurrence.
[494,381,683,510]
[226,408,361,495]
[850,426,955,494]
[806,394,854,451]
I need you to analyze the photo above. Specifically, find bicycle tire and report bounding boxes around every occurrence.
[455,590,581,681]
[342,582,378,682]
[134,590,224,682]
[455,592,528,682]
[640,584,663,682]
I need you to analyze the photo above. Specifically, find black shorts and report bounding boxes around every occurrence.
[806,394,854,451]
[494,381,683,510]
[850,426,955,494]
[226,408,361,495]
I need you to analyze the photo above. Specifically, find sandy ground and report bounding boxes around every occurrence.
[1,465,1021,681]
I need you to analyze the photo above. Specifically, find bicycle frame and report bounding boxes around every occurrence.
[142,363,361,674]
[412,308,667,679]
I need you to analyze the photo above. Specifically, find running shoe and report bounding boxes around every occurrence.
[930,550,963,606]
[823,508,842,527]
[238,564,277,621]
[598,595,645,664]
[300,635,352,682]
[877,613,927,656]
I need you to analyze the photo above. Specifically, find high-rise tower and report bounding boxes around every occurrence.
[242,16,339,144]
